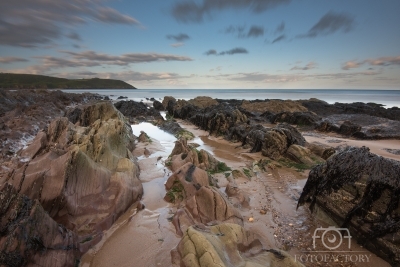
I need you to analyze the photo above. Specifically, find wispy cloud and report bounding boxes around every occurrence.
[291,62,317,71]
[170,42,185,48]
[66,32,82,41]
[0,57,29,64]
[342,56,400,70]
[0,0,141,47]
[166,33,190,42]
[272,34,286,43]
[274,21,285,34]
[298,11,355,38]
[171,0,291,23]
[205,47,248,56]
[223,25,264,38]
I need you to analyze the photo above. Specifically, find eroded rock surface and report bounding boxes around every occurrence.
[173,223,304,267]
[298,146,400,265]
[1,102,143,265]
[114,100,163,123]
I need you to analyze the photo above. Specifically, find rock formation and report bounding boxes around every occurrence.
[114,100,163,123]
[298,146,400,266]
[1,101,143,265]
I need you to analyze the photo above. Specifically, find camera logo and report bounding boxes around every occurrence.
[312,226,352,250]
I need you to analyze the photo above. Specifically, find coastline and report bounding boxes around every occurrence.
[1,89,399,267]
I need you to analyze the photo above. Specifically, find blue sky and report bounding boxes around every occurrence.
[0,0,399,89]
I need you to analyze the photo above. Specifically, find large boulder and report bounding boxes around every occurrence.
[114,100,163,122]
[297,146,400,266]
[174,223,304,267]
[3,102,143,252]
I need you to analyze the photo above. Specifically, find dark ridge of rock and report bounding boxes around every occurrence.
[114,100,163,123]
[2,102,143,262]
[0,89,101,171]
[299,98,400,121]
[316,114,400,139]
[158,120,194,140]
[0,184,80,267]
[306,142,336,160]
[297,146,400,266]
[270,111,321,127]
[153,100,164,111]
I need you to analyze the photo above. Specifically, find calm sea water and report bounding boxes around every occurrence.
[62,89,400,108]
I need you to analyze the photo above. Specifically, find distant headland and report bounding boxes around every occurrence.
[0,73,136,89]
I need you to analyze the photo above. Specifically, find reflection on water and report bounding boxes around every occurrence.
[131,122,176,156]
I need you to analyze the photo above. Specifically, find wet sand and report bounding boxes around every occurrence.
[80,121,396,267]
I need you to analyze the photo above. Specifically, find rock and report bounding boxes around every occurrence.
[306,142,335,160]
[225,179,250,208]
[297,146,400,266]
[285,144,324,166]
[0,184,80,267]
[165,162,210,201]
[173,223,304,267]
[162,96,176,110]
[316,114,400,139]
[3,102,143,256]
[187,96,218,108]
[270,111,320,127]
[153,100,164,111]
[241,99,308,114]
[158,120,194,140]
[117,96,127,99]
[138,131,151,142]
[114,100,163,122]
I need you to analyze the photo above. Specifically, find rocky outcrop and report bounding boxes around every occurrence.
[299,98,400,121]
[241,99,308,114]
[173,223,304,267]
[270,111,320,127]
[2,102,143,264]
[0,89,101,175]
[0,184,80,267]
[297,146,400,266]
[153,100,164,111]
[114,100,163,123]
[158,120,194,140]
[316,114,400,139]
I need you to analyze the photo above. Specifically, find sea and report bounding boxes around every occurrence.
[61,89,400,109]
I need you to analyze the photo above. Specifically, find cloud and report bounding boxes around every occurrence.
[223,25,264,38]
[247,26,264,38]
[0,57,29,64]
[66,32,82,41]
[342,56,400,70]
[0,0,141,47]
[275,21,285,34]
[206,48,248,56]
[205,49,218,55]
[272,34,286,43]
[291,62,317,71]
[170,42,185,48]
[166,33,190,42]
[298,11,355,38]
[171,0,291,23]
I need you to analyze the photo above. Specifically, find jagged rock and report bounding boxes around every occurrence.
[3,102,143,256]
[153,100,164,111]
[187,96,218,108]
[170,186,243,236]
[158,120,194,140]
[138,131,151,142]
[169,137,229,174]
[338,120,362,136]
[299,98,400,121]
[306,142,335,160]
[297,146,400,266]
[114,100,163,122]
[285,144,324,166]
[162,96,176,110]
[225,179,250,208]
[165,162,209,201]
[173,223,304,267]
[270,111,320,126]
[241,99,308,114]
[0,184,80,267]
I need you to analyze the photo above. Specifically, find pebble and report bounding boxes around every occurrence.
[259,209,267,214]
[248,217,254,222]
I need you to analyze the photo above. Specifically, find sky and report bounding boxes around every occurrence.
[0,0,399,89]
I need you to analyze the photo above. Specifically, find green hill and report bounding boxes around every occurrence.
[0,73,136,89]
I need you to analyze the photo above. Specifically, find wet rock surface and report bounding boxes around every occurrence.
[298,146,400,266]
[114,100,163,123]
[1,101,143,266]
